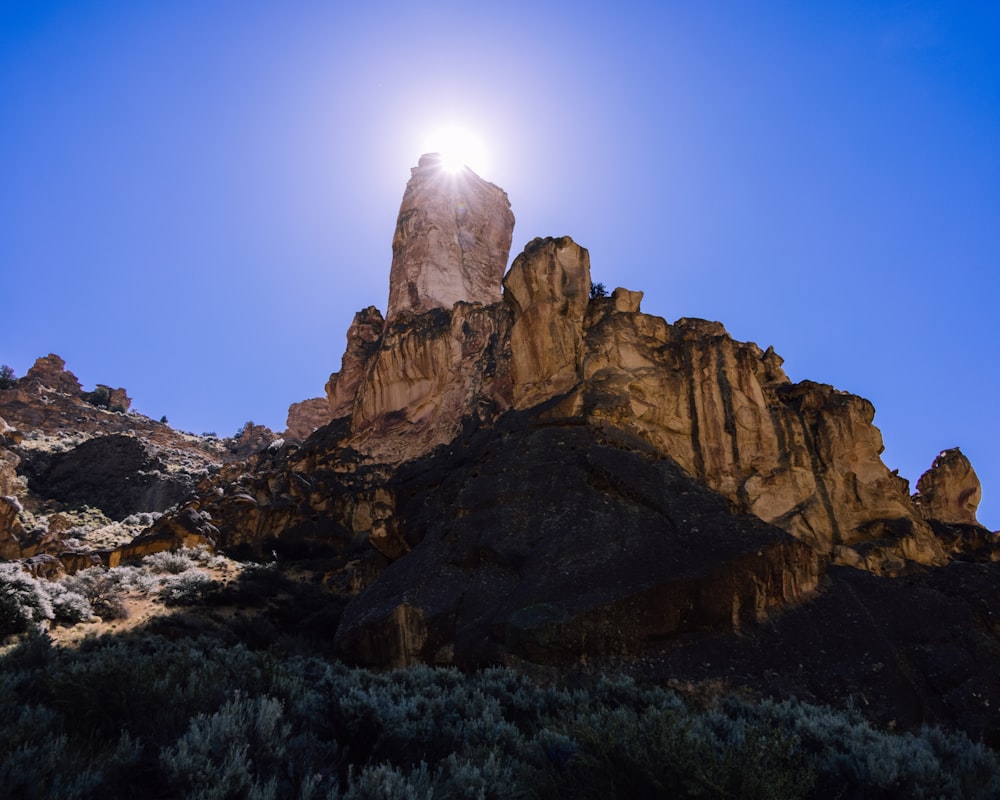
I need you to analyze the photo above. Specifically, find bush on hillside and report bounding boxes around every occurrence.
[0,632,996,800]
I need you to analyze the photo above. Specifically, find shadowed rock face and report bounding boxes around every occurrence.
[333,414,823,668]
[386,154,514,321]
[23,435,196,520]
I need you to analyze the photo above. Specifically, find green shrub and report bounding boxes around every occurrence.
[159,571,219,606]
[142,549,197,575]
[0,631,996,799]
[0,364,16,390]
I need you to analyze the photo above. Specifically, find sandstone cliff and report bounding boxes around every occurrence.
[4,156,1000,743]
[126,156,997,675]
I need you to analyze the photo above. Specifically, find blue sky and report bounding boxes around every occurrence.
[1,1,998,527]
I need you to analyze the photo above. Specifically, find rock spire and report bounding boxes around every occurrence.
[385,153,515,321]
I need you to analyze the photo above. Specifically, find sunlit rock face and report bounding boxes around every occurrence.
[284,398,333,441]
[503,236,591,410]
[385,153,514,321]
[22,354,83,396]
[348,303,512,463]
[576,307,944,568]
[913,448,982,526]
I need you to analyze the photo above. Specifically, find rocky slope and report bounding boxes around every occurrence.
[3,154,999,743]
[0,355,277,565]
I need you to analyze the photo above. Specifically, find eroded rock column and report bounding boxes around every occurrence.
[386,154,514,321]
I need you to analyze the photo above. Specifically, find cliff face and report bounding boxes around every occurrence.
[131,156,995,673]
[307,224,949,571]
[5,155,998,741]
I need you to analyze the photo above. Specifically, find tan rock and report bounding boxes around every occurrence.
[0,446,20,497]
[503,236,591,409]
[325,306,385,419]
[0,416,23,447]
[0,494,25,559]
[23,353,83,395]
[580,309,942,562]
[285,398,333,441]
[386,154,514,321]
[350,303,512,463]
[913,448,982,526]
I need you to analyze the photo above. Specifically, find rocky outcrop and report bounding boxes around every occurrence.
[0,495,25,559]
[324,306,385,419]
[385,153,514,321]
[334,415,823,668]
[347,304,512,462]
[285,398,333,441]
[503,237,591,410]
[577,312,945,569]
[913,448,982,526]
[227,423,278,461]
[22,354,83,396]
[23,434,197,520]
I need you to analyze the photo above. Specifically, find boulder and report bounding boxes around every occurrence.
[23,434,196,520]
[913,448,982,526]
[285,397,334,441]
[386,154,514,321]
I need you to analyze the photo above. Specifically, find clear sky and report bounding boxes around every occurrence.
[2,1,998,527]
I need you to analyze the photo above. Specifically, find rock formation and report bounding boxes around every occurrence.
[913,448,982,526]
[22,353,83,396]
[285,398,333,441]
[504,236,591,409]
[4,157,999,743]
[23,434,196,521]
[324,306,385,420]
[385,153,514,321]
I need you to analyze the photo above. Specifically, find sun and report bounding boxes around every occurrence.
[424,125,490,175]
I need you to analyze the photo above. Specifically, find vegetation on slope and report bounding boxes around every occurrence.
[0,558,997,799]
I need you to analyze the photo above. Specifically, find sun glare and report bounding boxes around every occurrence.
[424,125,489,175]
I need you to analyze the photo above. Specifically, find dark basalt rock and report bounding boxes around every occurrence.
[334,410,823,667]
[24,434,195,520]
[620,561,1000,747]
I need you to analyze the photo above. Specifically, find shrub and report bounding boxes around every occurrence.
[82,385,111,409]
[142,549,197,575]
[159,692,291,799]
[159,572,219,606]
[0,564,53,636]
[61,567,131,620]
[0,364,16,390]
[45,582,95,624]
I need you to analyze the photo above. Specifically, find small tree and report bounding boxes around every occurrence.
[590,282,607,299]
[83,385,111,409]
[0,364,17,390]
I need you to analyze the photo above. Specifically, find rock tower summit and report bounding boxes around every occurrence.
[385,153,515,321]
